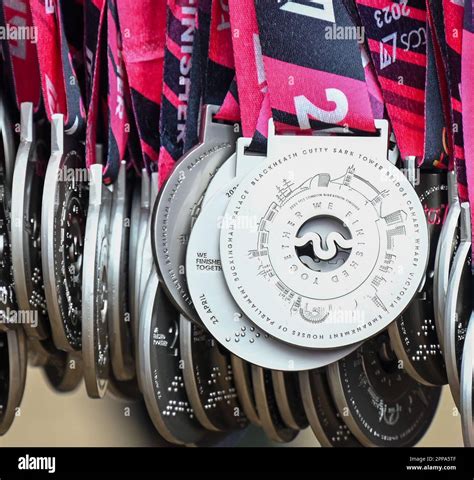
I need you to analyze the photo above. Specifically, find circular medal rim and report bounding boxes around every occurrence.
[444,239,471,409]
[152,136,237,324]
[433,200,461,352]
[82,176,111,399]
[108,163,135,381]
[219,148,429,350]
[11,129,49,340]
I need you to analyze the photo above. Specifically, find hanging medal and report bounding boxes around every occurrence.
[152,0,240,326]
[32,0,88,353]
[0,0,44,360]
[218,0,426,351]
[437,0,473,410]
[186,0,361,371]
[116,0,163,350]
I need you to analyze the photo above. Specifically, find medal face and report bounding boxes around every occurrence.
[186,152,359,370]
[180,315,248,432]
[41,116,88,351]
[82,164,112,398]
[388,172,448,386]
[461,313,474,447]
[251,366,298,443]
[0,328,27,435]
[230,355,261,427]
[327,331,441,447]
[108,161,135,381]
[434,171,460,351]
[220,128,428,349]
[444,203,471,409]
[139,271,226,445]
[11,104,50,340]
[271,371,308,430]
[153,105,239,324]
[299,369,361,447]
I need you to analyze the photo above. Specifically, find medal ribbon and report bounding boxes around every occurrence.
[30,0,86,135]
[157,0,199,183]
[0,0,41,113]
[184,0,212,151]
[356,0,428,159]
[104,0,130,183]
[158,0,237,185]
[84,0,106,168]
[442,0,466,201]
[116,0,167,171]
[254,0,375,135]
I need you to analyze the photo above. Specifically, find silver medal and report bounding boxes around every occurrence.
[327,331,441,447]
[444,202,471,408]
[108,161,135,381]
[220,120,428,349]
[11,103,50,340]
[434,171,460,351]
[82,162,113,398]
[180,315,248,432]
[186,140,359,370]
[152,105,239,323]
[461,312,474,447]
[41,115,88,351]
[139,270,227,445]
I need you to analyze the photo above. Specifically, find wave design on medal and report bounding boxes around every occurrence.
[294,231,354,261]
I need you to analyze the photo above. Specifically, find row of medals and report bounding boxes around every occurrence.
[0,96,472,448]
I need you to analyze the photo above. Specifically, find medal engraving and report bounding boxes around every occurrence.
[221,121,428,349]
